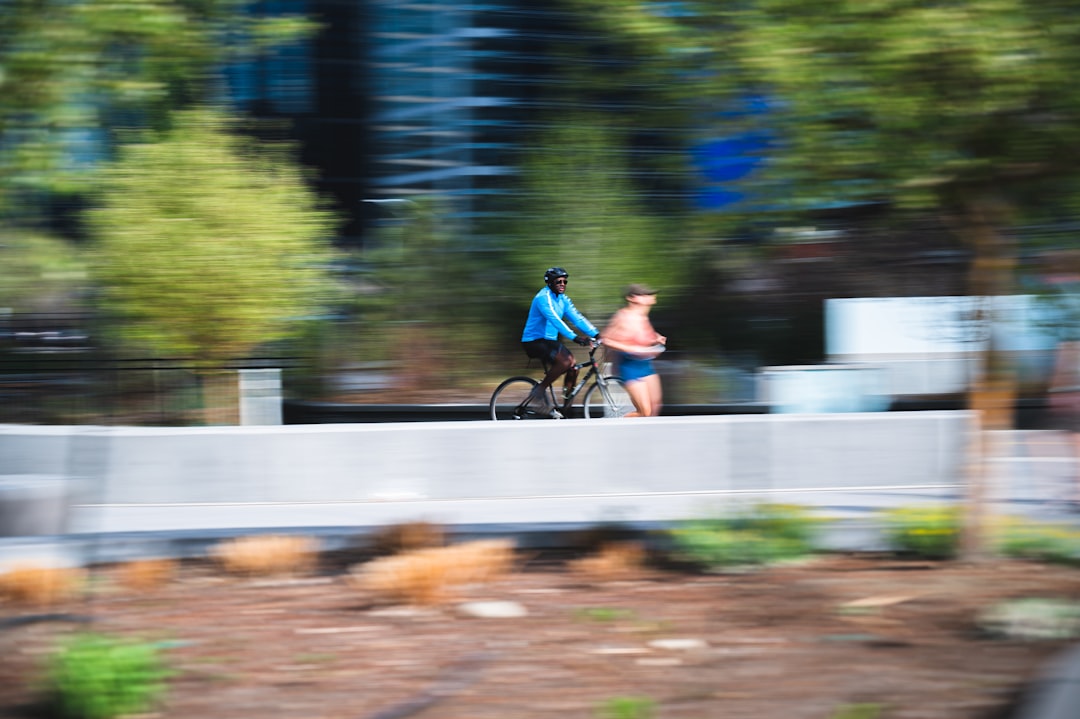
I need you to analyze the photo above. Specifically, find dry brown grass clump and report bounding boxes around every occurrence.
[348,538,515,605]
[211,535,319,577]
[114,558,177,592]
[368,521,446,555]
[0,563,86,605]
[567,541,647,581]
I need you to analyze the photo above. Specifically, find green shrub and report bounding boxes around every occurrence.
[831,703,883,719]
[882,505,960,559]
[44,632,171,719]
[574,607,637,623]
[978,597,1080,640]
[996,519,1080,564]
[595,696,655,719]
[669,503,822,569]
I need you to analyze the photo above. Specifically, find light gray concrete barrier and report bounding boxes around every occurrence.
[0,475,71,536]
[0,412,975,536]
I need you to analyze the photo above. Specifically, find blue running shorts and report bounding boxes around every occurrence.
[618,353,656,383]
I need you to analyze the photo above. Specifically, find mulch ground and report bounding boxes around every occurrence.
[2,551,1079,719]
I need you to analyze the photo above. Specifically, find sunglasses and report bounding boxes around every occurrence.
[553,278,568,284]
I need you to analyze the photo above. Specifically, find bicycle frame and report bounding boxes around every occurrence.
[543,344,605,408]
[545,343,629,417]
[489,341,629,420]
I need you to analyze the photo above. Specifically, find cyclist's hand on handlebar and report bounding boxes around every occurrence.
[573,335,592,347]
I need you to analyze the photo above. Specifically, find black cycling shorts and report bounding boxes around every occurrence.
[522,338,570,367]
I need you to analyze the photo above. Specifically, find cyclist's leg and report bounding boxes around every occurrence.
[535,344,572,395]
[562,361,579,400]
[522,339,571,405]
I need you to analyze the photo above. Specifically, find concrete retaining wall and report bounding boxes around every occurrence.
[0,412,975,536]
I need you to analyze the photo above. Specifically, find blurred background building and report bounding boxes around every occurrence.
[225,1,575,248]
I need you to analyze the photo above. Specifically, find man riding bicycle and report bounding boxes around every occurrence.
[520,267,599,415]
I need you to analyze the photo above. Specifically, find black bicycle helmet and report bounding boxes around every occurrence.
[544,267,569,286]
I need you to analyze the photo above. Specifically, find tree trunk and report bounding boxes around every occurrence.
[955,198,1017,560]
[197,369,240,425]
[963,196,1017,387]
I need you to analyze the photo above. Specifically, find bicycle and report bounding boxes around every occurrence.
[489,340,635,420]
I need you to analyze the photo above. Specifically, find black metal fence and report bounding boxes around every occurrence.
[0,354,300,425]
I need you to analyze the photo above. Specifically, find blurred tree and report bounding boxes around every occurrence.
[565,0,1080,558]
[0,0,317,218]
[0,232,87,316]
[510,115,682,322]
[567,0,1080,418]
[87,109,340,421]
[350,197,489,395]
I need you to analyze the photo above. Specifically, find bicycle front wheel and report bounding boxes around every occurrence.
[583,377,634,418]
[489,376,541,420]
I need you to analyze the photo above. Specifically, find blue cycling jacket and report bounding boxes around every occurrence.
[521,287,598,342]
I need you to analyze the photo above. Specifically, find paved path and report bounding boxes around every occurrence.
[987,430,1079,523]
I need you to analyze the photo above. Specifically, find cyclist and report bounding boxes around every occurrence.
[599,283,666,417]
[520,267,599,414]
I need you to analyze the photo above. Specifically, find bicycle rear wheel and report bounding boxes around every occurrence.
[583,377,633,418]
[489,376,543,420]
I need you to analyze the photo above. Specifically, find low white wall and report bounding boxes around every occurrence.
[0,412,975,534]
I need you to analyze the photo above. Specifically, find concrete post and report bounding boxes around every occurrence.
[238,368,282,425]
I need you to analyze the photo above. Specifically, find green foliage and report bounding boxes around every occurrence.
[573,607,637,623]
[510,115,683,321]
[595,696,655,719]
[996,518,1080,565]
[44,632,171,719]
[87,108,341,361]
[881,505,960,559]
[345,196,503,389]
[569,0,1080,219]
[360,198,465,319]
[830,703,883,719]
[357,199,479,342]
[560,0,1080,378]
[669,503,822,569]
[0,231,87,313]
[0,0,317,213]
[979,598,1080,641]
[250,16,322,51]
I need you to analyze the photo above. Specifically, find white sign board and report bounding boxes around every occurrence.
[825,296,1063,395]
[826,296,1061,357]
